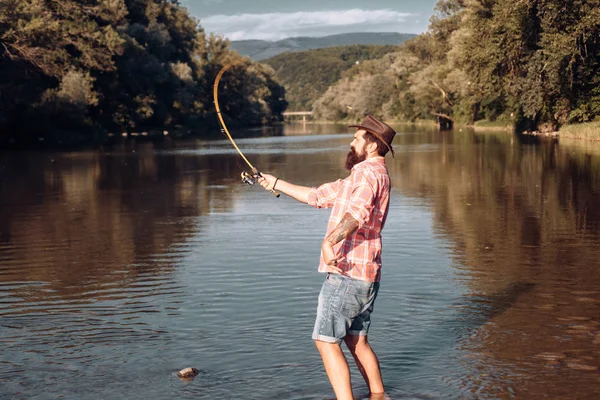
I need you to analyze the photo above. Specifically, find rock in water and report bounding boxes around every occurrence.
[177,367,199,379]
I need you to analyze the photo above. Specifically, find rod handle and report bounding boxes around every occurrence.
[254,170,280,198]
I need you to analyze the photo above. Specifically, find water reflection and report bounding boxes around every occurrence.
[1,125,600,399]
[388,130,600,398]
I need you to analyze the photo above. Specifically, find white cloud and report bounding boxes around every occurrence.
[200,9,416,41]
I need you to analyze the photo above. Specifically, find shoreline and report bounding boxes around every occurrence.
[290,119,600,141]
[396,120,600,142]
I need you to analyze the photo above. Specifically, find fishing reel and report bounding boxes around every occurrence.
[240,170,280,198]
[241,171,259,185]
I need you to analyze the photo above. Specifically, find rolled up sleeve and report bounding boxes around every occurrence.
[346,169,377,228]
[307,179,342,208]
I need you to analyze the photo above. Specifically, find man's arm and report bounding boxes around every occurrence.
[258,173,312,204]
[321,212,359,273]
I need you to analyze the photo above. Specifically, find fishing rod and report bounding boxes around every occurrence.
[212,63,280,198]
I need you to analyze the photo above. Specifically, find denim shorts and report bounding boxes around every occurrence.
[312,273,380,344]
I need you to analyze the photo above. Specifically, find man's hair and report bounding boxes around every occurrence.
[363,132,389,156]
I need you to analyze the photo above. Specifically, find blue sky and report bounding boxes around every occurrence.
[180,0,439,41]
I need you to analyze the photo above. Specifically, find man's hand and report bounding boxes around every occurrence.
[321,240,344,274]
[257,173,277,191]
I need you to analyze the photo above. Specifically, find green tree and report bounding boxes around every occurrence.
[313,0,600,132]
[0,0,124,137]
[264,44,399,111]
[0,0,287,145]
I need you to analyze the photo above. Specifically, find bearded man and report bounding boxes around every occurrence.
[258,114,396,400]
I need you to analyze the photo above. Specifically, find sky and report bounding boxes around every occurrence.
[180,0,439,41]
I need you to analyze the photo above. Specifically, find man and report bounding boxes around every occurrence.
[258,114,395,400]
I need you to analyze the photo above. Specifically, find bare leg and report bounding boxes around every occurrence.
[344,335,384,394]
[314,340,354,400]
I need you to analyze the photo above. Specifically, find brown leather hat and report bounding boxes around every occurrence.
[349,114,396,157]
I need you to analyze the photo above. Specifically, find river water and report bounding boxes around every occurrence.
[1,124,600,399]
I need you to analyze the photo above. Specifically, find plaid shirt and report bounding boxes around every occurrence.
[307,157,390,282]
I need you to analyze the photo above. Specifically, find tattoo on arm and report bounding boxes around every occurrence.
[325,213,359,245]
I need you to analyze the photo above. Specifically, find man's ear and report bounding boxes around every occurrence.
[366,140,378,155]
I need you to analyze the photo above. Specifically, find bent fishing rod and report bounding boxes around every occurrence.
[212,63,280,198]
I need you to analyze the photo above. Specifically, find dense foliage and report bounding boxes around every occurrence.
[0,0,287,145]
[313,0,600,132]
[263,45,399,111]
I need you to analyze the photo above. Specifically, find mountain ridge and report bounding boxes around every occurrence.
[262,44,400,111]
[231,32,416,60]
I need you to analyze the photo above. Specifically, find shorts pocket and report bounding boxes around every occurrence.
[347,279,374,296]
[340,280,374,318]
[340,291,363,318]
[325,273,341,288]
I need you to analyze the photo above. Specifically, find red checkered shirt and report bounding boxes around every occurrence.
[307,157,390,282]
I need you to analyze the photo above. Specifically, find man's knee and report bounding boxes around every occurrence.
[344,334,368,353]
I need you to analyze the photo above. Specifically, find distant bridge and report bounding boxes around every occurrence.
[282,111,313,123]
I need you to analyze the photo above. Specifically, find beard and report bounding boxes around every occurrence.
[345,146,366,170]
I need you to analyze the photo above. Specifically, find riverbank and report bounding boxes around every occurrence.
[0,120,269,150]
[390,118,513,132]
[557,121,600,141]
[471,120,513,131]
[515,121,600,141]
[396,119,600,142]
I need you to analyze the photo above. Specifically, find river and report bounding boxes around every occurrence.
[1,124,600,399]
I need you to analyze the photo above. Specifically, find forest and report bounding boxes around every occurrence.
[313,0,600,134]
[2,0,600,146]
[264,44,400,111]
[0,0,287,146]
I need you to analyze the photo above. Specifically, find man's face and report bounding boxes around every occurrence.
[345,130,368,170]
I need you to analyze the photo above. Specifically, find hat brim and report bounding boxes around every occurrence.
[349,124,395,157]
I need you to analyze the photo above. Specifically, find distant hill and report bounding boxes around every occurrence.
[231,32,416,60]
[262,44,400,111]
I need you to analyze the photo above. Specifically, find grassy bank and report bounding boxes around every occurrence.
[396,119,513,131]
[558,121,600,141]
[390,119,439,127]
[289,119,600,144]
[470,120,514,131]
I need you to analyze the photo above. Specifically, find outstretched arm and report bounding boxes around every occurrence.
[321,212,359,274]
[258,173,312,204]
